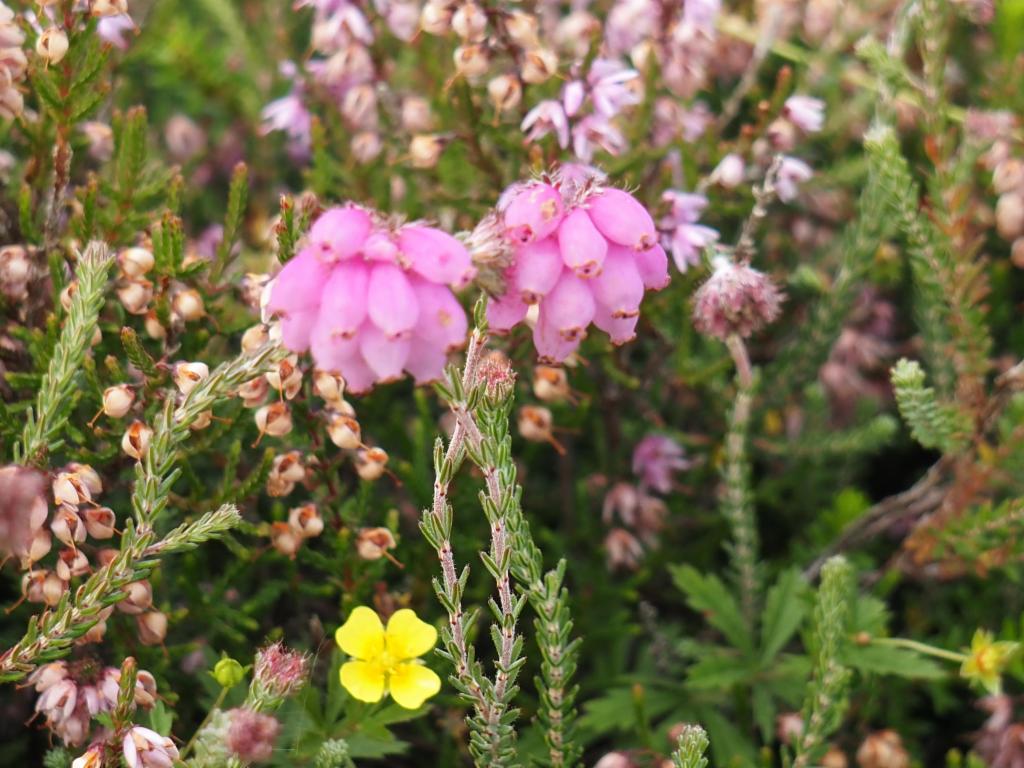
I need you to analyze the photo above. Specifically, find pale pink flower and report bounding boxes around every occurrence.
[660,191,719,273]
[96,14,135,49]
[123,726,179,768]
[261,90,312,159]
[572,115,626,162]
[776,156,813,202]
[783,95,825,133]
[522,100,570,149]
[632,435,691,494]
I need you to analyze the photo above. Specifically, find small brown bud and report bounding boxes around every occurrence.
[454,44,490,78]
[83,506,116,539]
[996,193,1024,240]
[452,2,487,41]
[532,365,569,403]
[420,0,452,35]
[238,377,270,408]
[354,447,388,481]
[172,288,205,322]
[255,402,293,438]
[137,611,168,645]
[50,507,86,547]
[118,580,153,615]
[55,547,89,581]
[410,134,449,169]
[325,411,362,449]
[313,370,346,406]
[241,324,270,354]
[266,355,302,400]
[355,526,397,560]
[270,521,302,558]
[856,730,908,768]
[173,361,210,396]
[144,311,167,340]
[117,279,153,315]
[288,504,324,538]
[60,281,78,312]
[504,11,539,48]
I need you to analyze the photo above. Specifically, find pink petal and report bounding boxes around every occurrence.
[267,248,331,316]
[367,263,419,338]
[404,336,449,384]
[543,270,595,341]
[398,226,475,287]
[310,312,362,372]
[336,349,378,394]
[593,302,639,345]
[410,277,468,350]
[586,188,657,250]
[319,260,370,338]
[308,205,373,262]
[359,323,411,382]
[486,288,529,332]
[512,238,564,304]
[533,305,582,362]
[280,308,318,351]
[591,245,644,317]
[634,243,670,290]
[557,208,608,278]
[363,231,400,264]
[502,182,564,244]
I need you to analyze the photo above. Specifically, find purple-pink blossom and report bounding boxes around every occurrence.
[776,156,813,202]
[632,435,691,494]
[783,95,826,133]
[660,191,719,273]
[522,100,570,149]
[267,206,471,393]
[486,171,668,362]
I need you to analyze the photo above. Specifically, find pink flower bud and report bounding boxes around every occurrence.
[591,245,644,318]
[308,205,373,262]
[586,188,657,251]
[83,506,116,539]
[502,183,564,244]
[512,237,563,303]
[541,270,595,342]
[692,257,784,340]
[118,580,153,615]
[558,208,607,277]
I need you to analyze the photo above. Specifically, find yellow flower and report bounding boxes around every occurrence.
[960,629,1019,695]
[335,606,442,709]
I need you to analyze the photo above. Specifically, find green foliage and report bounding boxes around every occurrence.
[891,358,970,453]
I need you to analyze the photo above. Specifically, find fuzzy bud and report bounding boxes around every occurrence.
[122,420,153,460]
[254,642,309,701]
[36,27,68,65]
[227,708,280,763]
[692,257,784,340]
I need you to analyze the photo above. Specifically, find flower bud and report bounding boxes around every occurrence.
[532,365,570,403]
[137,611,168,645]
[118,580,153,615]
[213,657,246,688]
[0,245,31,299]
[517,405,562,451]
[53,472,91,506]
[410,134,448,169]
[454,44,490,78]
[172,288,205,321]
[504,11,539,48]
[102,384,135,418]
[164,114,206,162]
[80,121,114,162]
[270,521,302,558]
[174,361,209,396]
[190,410,213,431]
[420,0,452,35]
[122,725,179,768]
[117,279,153,315]
[487,74,522,113]
[354,447,388,481]
[238,376,269,408]
[56,547,89,581]
[118,247,155,278]
[355,526,397,560]
[144,311,166,340]
[288,504,324,538]
[266,355,302,400]
[993,158,1024,195]
[42,570,67,606]
[90,0,128,17]
[520,48,557,84]
[855,730,908,768]
[351,131,383,164]
[60,281,78,312]
[325,411,362,449]
[996,193,1024,240]
[452,2,487,41]
[36,27,68,65]
[401,96,434,133]
[313,370,346,406]
[255,402,293,438]
[712,153,745,188]
[604,527,644,570]
[27,529,52,563]
[51,507,86,547]
[122,420,153,460]
[241,324,270,354]
[83,506,116,539]
[822,746,848,768]
[341,84,378,130]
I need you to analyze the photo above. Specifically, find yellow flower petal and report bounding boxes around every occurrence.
[336,606,385,660]
[340,660,386,703]
[386,608,438,660]
[389,662,441,709]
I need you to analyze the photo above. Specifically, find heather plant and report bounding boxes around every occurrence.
[1,0,1024,767]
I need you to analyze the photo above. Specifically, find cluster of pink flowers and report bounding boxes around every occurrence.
[485,170,668,362]
[522,58,641,161]
[252,641,310,701]
[30,660,157,747]
[692,256,784,341]
[266,204,471,393]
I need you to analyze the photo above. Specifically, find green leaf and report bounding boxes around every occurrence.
[670,564,752,653]
[144,700,175,734]
[686,651,757,690]
[842,644,948,680]
[760,569,809,662]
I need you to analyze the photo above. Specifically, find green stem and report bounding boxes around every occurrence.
[871,636,967,664]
